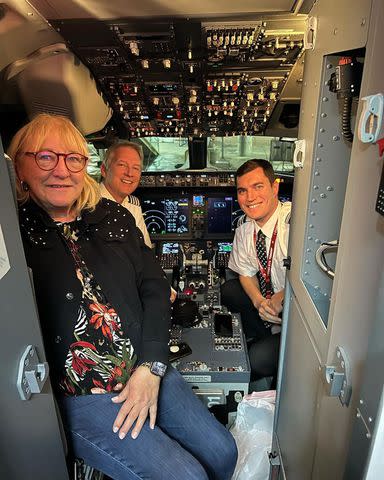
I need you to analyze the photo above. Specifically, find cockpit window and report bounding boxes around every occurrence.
[86,137,190,180]
[132,137,189,172]
[207,136,295,173]
[86,135,295,179]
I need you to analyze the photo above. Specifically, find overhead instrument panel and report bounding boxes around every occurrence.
[49,18,304,139]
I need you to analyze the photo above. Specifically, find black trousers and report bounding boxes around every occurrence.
[221,278,280,380]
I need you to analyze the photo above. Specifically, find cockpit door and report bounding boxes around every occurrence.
[273,0,384,478]
[0,142,68,479]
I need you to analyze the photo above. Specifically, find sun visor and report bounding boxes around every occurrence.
[11,47,112,135]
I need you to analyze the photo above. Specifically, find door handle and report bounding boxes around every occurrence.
[315,240,338,278]
[17,345,50,400]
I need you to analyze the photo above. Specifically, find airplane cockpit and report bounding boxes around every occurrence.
[1,1,384,479]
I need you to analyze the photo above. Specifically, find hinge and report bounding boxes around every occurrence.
[304,16,318,50]
[293,139,306,168]
[268,450,281,479]
[16,345,49,400]
[322,346,352,406]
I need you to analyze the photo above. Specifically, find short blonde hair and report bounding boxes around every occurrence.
[7,113,100,212]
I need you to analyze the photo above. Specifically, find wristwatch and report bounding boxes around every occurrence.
[140,361,168,378]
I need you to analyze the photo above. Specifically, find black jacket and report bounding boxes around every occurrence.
[19,198,171,387]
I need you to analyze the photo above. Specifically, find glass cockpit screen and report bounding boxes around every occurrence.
[142,198,189,236]
[207,196,243,234]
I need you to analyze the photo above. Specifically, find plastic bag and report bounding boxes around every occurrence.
[230,390,276,480]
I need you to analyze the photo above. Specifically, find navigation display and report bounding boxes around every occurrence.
[142,197,190,236]
[207,197,232,234]
[207,196,243,234]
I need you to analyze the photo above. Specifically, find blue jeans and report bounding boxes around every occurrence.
[59,367,237,479]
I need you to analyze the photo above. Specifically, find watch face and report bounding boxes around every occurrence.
[151,362,167,377]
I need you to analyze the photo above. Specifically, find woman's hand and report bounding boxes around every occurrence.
[111,365,161,439]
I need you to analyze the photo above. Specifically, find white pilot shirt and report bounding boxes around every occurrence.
[99,183,153,248]
[228,202,291,293]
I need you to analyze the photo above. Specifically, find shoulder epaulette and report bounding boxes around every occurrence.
[280,202,292,224]
[126,195,141,206]
[285,211,291,224]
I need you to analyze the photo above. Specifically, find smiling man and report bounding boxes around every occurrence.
[100,141,152,247]
[222,159,291,383]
